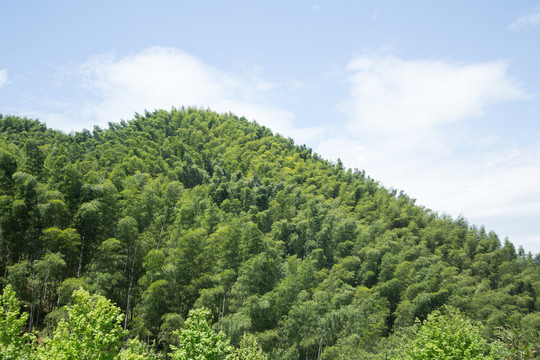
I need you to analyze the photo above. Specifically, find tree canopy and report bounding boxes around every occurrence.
[0,109,538,359]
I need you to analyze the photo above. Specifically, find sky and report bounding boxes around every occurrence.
[1,1,540,253]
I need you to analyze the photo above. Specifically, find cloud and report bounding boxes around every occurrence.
[0,69,7,87]
[331,53,528,171]
[319,53,540,252]
[509,7,540,30]
[42,47,324,145]
[340,54,527,135]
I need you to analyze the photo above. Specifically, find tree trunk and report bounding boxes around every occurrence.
[77,236,85,278]
[124,246,137,330]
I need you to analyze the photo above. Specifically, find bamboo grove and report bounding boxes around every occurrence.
[0,108,538,358]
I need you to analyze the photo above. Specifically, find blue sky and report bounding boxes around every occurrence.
[1,1,540,253]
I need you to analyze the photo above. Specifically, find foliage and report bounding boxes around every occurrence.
[170,306,232,360]
[0,109,538,359]
[116,338,158,360]
[229,334,268,360]
[492,319,539,360]
[36,288,125,359]
[0,285,35,359]
[403,306,494,360]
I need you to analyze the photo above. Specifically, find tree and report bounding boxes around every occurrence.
[30,252,66,329]
[403,306,494,360]
[0,148,18,195]
[0,285,35,360]
[137,279,170,335]
[91,238,127,308]
[40,228,80,271]
[23,139,45,177]
[171,307,232,360]
[229,334,268,360]
[492,320,539,360]
[117,216,140,330]
[37,288,125,360]
[116,338,158,360]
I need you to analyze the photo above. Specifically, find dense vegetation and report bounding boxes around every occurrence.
[0,108,538,359]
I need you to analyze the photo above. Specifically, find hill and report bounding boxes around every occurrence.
[0,108,538,359]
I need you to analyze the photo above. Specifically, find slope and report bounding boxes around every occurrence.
[0,108,538,359]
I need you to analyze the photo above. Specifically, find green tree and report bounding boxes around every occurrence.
[137,279,170,335]
[171,306,232,360]
[229,334,268,360]
[0,285,35,360]
[403,306,494,360]
[40,228,81,272]
[116,338,158,360]
[492,320,539,360]
[23,139,45,177]
[30,252,66,329]
[37,288,125,360]
[91,238,127,308]
[0,148,18,195]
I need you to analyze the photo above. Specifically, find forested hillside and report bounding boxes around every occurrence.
[0,108,538,359]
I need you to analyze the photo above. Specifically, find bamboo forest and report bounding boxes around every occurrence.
[0,108,538,359]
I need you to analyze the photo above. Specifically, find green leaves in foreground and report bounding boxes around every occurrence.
[3,285,263,360]
[2,285,156,360]
[170,306,268,360]
[0,285,35,360]
[171,307,232,360]
[403,306,494,360]
[229,334,268,360]
[37,288,125,360]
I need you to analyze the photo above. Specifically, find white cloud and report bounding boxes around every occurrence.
[319,53,540,252]
[331,54,528,171]
[41,47,324,144]
[0,69,7,87]
[509,7,540,30]
[340,55,527,135]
